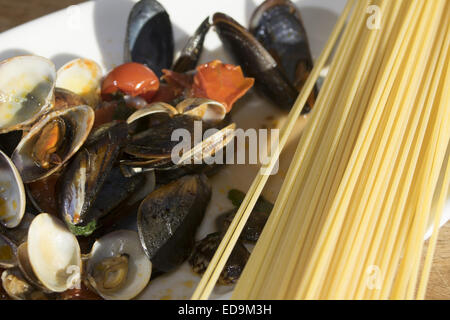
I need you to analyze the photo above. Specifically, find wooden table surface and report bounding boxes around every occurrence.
[0,0,448,300]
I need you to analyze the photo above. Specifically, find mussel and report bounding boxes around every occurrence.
[172,17,211,73]
[137,174,211,272]
[86,230,151,300]
[0,56,56,134]
[121,99,235,177]
[189,232,250,285]
[213,13,299,111]
[125,0,174,77]
[250,0,317,111]
[11,105,95,183]
[58,121,131,236]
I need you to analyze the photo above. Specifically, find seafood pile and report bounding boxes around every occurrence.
[0,0,314,300]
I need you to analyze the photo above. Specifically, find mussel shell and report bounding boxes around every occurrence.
[0,56,56,134]
[125,114,202,159]
[137,174,211,272]
[12,105,95,183]
[250,0,317,112]
[250,0,314,87]
[0,150,26,228]
[172,17,211,73]
[58,122,129,235]
[189,232,250,285]
[213,12,299,111]
[125,0,174,77]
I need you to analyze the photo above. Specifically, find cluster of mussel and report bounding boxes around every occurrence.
[0,0,315,300]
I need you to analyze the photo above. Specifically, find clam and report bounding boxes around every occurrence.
[1,268,43,300]
[26,213,82,292]
[137,174,211,272]
[0,56,56,134]
[0,150,26,228]
[56,58,103,108]
[11,105,95,183]
[86,230,151,300]
[125,0,174,77]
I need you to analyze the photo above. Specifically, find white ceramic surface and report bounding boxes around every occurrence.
[0,0,448,299]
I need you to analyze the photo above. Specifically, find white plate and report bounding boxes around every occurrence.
[0,0,448,300]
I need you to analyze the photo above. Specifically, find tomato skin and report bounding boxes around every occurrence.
[101,62,159,100]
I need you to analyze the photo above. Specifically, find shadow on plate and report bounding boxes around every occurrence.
[0,49,33,61]
[51,53,83,69]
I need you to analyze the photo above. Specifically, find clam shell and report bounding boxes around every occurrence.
[0,150,26,228]
[87,230,152,300]
[0,56,56,133]
[27,213,82,292]
[56,58,103,108]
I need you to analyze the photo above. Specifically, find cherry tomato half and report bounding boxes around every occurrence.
[101,62,159,101]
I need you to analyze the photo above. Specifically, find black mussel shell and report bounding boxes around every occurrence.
[125,0,174,77]
[58,122,129,236]
[172,17,211,73]
[125,114,214,160]
[250,0,317,112]
[213,12,299,111]
[189,232,250,285]
[137,174,211,272]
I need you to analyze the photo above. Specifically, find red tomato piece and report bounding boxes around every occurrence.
[101,62,159,100]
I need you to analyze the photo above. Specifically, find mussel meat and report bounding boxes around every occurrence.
[11,105,95,183]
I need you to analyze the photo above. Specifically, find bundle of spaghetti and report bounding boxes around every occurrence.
[191,0,355,300]
[233,0,449,300]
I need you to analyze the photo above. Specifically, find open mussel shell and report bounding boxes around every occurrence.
[27,213,82,292]
[86,230,151,300]
[56,58,103,108]
[125,0,174,77]
[137,174,211,272]
[11,105,95,183]
[213,13,299,111]
[0,234,18,268]
[0,150,26,228]
[0,56,56,134]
